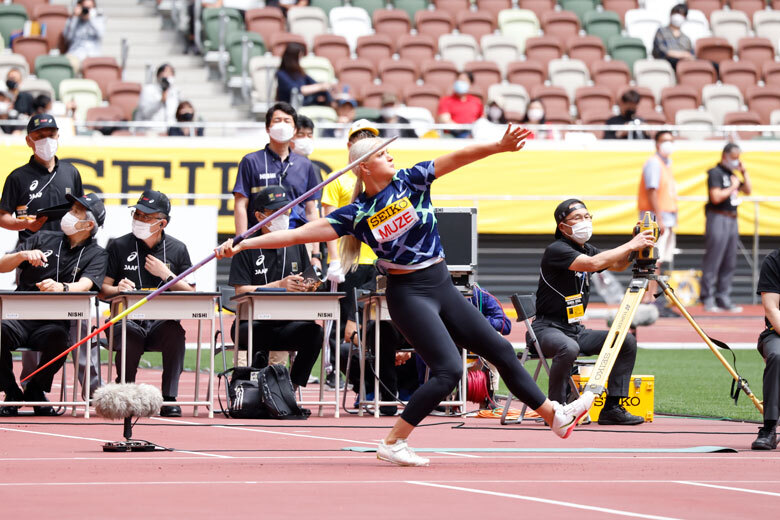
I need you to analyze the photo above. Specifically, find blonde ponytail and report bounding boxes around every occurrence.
[339,137,380,272]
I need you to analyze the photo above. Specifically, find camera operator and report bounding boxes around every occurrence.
[530,199,655,425]
[63,0,105,61]
[136,64,180,129]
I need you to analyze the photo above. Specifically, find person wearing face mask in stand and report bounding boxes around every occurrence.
[63,0,105,61]
[136,64,180,132]
[531,199,655,426]
[652,4,694,71]
[167,101,203,137]
[100,190,195,417]
[521,98,556,139]
[5,68,34,118]
[604,89,648,140]
[437,71,483,138]
[0,193,107,416]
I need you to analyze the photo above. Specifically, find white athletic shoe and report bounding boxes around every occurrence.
[376,439,430,467]
[551,391,595,439]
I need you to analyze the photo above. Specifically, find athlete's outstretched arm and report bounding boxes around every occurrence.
[433,125,531,178]
[215,218,339,259]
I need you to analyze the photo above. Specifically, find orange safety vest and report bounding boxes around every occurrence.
[638,154,678,214]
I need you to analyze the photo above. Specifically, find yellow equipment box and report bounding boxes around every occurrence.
[572,374,655,423]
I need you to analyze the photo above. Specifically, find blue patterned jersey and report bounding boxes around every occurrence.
[326,161,444,269]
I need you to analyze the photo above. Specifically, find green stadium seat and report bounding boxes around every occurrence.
[352,0,385,18]
[608,35,647,77]
[310,0,343,16]
[34,55,74,100]
[0,4,29,47]
[559,0,597,24]
[355,106,381,120]
[226,31,266,77]
[584,10,622,47]
[202,7,244,53]
[394,0,429,28]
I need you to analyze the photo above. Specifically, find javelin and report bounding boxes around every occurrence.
[22,135,399,384]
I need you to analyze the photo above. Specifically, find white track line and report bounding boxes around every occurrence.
[676,481,780,497]
[406,481,682,520]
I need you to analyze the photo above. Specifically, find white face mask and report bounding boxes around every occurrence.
[729,159,741,169]
[132,219,157,240]
[453,80,469,95]
[658,140,674,157]
[268,122,295,143]
[488,105,503,122]
[564,221,593,245]
[380,107,396,120]
[527,108,545,122]
[292,137,313,157]
[670,14,686,27]
[265,213,289,233]
[34,137,58,162]
[60,212,89,236]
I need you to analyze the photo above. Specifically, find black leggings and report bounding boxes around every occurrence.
[386,261,546,426]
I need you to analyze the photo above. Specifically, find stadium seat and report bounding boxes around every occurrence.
[737,37,775,73]
[32,4,68,52]
[373,9,412,43]
[608,35,647,75]
[245,8,285,48]
[746,85,780,124]
[730,1,766,22]
[601,0,638,24]
[636,108,665,127]
[541,11,581,47]
[300,55,335,84]
[624,8,664,54]
[356,34,394,63]
[85,105,125,132]
[702,83,743,125]
[686,0,723,20]
[0,52,28,82]
[397,34,437,63]
[545,108,574,125]
[481,34,521,77]
[0,4,28,47]
[11,36,48,74]
[530,84,571,115]
[476,0,512,20]
[719,60,759,98]
[288,7,329,50]
[579,108,610,138]
[590,59,631,97]
[465,61,502,90]
[14,0,47,18]
[497,8,540,53]
[753,11,780,55]
[202,8,244,53]
[467,83,487,104]
[107,81,142,121]
[433,0,471,17]
[525,36,564,71]
[574,85,614,117]
[330,6,373,51]
[415,11,455,45]
[81,57,121,98]
[675,108,716,140]
[403,83,443,119]
[34,55,73,100]
[438,33,479,71]
[505,60,546,93]
[310,0,341,16]
[517,0,556,21]
[226,31,266,78]
[560,0,598,25]
[335,58,376,90]
[19,76,53,100]
[487,83,530,113]
[722,110,762,140]
[267,32,307,56]
[566,35,606,71]
[421,59,459,92]
[59,78,102,121]
[633,58,675,103]
[249,54,280,104]
[355,106,381,120]
[297,105,339,125]
[378,58,418,85]
[696,37,734,66]
[395,0,429,27]
[661,85,699,122]
[313,34,350,66]
[584,10,622,47]
[548,58,590,101]
[457,11,496,43]
[680,9,712,46]
[676,59,717,98]
[352,0,385,18]
[764,62,780,87]
[710,10,751,49]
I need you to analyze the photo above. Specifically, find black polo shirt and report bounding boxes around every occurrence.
[228,235,310,287]
[0,156,84,241]
[757,249,780,330]
[535,237,601,323]
[706,163,739,213]
[15,230,107,291]
[105,232,194,291]
[603,114,648,140]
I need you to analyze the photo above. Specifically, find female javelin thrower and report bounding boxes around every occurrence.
[216,126,595,466]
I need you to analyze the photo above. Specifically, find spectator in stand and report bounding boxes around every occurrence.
[63,0,105,61]
[521,98,554,139]
[373,93,416,138]
[6,69,33,117]
[0,89,14,134]
[275,43,331,107]
[437,71,483,138]
[322,92,357,139]
[136,64,180,128]
[652,4,694,71]
[168,101,203,137]
[485,101,507,125]
[604,90,648,140]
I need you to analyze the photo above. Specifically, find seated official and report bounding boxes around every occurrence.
[753,249,780,450]
[229,186,323,389]
[0,193,107,416]
[100,190,194,418]
[531,199,655,425]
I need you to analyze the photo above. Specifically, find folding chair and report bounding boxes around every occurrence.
[500,293,579,425]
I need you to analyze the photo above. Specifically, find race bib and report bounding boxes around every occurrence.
[367,197,419,243]
[565,293,585,324]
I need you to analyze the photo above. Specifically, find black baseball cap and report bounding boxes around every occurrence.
[554,198,586,239]
[66,192,106,226]
[132,189,171,217]
[252,185,289,213]
[27,113,58,134]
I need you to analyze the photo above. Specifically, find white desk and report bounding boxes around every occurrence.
[358,292,468,418]
[0,291,94,417]
[231,291,344,417]
[106,292,219,418]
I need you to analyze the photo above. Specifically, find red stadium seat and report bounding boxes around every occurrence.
[245,7,285,48]
[719,60,759,98]
[530,84,570,115]
[415,11,454,43]
[636,108,665,127]
[541,10,581,47]
[335,58,376,89]
[378,58,418,85]
[14,0,47,17]
[11,36,48,72]
[579,108,611,138]
[517,0,556,21]
[268,32,307,56]
[356,34,394,62]
[107,81,142,121]
[574,85,615,117]
[676,60,717,100]
[737,37,776,73]
[313,35,350,67]
[81,56,121,98]
[32,4,68,52]
[403,83,443,119]
[506,60,546,94]
[85,105,126,133]
[729,0,766,21]
[359,83,401,109]
[397,34,437,63]
[722,110,762,140]
[373,9,412,43]
[476,0,512,19]
[695,37,734,64]
[590,59,631,98]
[433,0,472,18]
[421,59,459,92]
[457,11,496,42]
[746,85,780,124]
[601,0,638,24]
[764,62,780,87]
[525,35,564,71]
[661,85,700,123]
[566,35,606,71]
[464,60,502,90]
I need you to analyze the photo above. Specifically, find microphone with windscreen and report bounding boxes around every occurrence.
[93,383,164,452]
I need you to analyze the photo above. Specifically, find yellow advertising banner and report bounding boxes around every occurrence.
[2,142,777,236]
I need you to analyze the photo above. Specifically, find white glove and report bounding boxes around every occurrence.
[326,260,345,284]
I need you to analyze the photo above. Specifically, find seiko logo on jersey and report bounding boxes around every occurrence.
[367,197,419,243]
[29,180,39,191]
